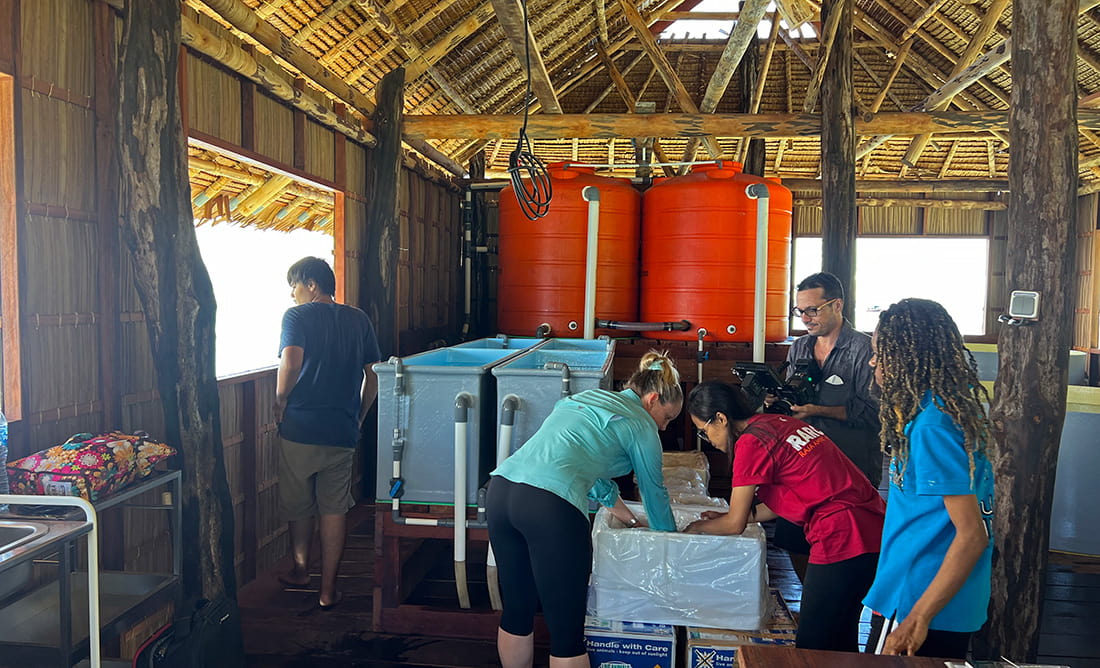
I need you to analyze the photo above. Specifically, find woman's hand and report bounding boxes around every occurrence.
[684,519,709,534]
[700,510,725,521]
[882,615,929,656]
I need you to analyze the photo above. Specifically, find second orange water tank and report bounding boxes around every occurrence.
[641,161,793,342]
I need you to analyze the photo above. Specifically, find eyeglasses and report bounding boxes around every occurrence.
[791,298,839,318]
[695,418,713,443]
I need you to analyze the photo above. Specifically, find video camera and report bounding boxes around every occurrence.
[733,359,820,415]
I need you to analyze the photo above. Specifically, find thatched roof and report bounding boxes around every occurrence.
[182,0,1100,189]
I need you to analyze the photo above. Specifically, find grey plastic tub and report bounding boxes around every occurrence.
[373,345,531,505]
[491,340,616,455]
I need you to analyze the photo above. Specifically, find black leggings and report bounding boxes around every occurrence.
[796,552,879,652]
[486,477,592,658]
[866,612,972,659]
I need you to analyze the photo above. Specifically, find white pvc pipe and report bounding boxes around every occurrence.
[582,186,601,339]
[0,494,100,668]
[746,183,771,363]
[454,392,473,564]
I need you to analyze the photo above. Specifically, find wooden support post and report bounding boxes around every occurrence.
[93,0,120,432]
[976,0,1079,661]
[819,0,857,319]
[117,0,238,603]
[363,68,405,358]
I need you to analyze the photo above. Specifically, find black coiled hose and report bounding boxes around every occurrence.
[507,0,552,220]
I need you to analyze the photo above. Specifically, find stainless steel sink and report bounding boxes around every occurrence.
[0,521,49,554]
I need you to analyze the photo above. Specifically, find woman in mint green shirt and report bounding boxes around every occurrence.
[487,350,681,668]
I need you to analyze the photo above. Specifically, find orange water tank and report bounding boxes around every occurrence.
[640,161,793,342]
[497,163,641,338]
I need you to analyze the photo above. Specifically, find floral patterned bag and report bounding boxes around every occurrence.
[6,431,175,501]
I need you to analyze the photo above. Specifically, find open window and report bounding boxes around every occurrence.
[791,236,991,336]
[188,142,336,378]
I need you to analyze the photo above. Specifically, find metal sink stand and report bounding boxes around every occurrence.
[0,493,100,668]
[0,470,182,668]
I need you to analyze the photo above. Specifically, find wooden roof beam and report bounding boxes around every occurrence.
[583,51,648,112]
[405,1,495,82]
[186,0,466,176]
[659,11,741,20]
[681,0,769,161]
[899,0,948,43]
[869,0,1010,108]
[802,0,844,113]
[902,0,1010,167]
[736,13,782,162]
[592,42,675,176]
[595,0,610,46]
[533,0,691,113]
[401,109,1100,140]
[618,0,723,156]
[489,0,563,113]
[795,196,1005,210]
[783,178,1009,193]
[234,175,293,218]
[357,0,479,114]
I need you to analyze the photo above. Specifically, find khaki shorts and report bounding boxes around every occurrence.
[278,436,356,520]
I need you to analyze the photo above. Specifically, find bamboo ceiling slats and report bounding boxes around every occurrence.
[187,146,336,231]
[185,0,1100,191]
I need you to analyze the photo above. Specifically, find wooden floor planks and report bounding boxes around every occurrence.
[239,504,1100,667]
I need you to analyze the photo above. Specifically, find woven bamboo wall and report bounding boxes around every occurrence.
[15,0,104,452]
[860,193,922,235]
[1074,195,1098,349]
[254,90,295,167]
[396,166,462,354]
[186,54,242,145]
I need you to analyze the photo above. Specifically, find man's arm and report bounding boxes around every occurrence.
[275,345,304,423]
[359,364,378,426]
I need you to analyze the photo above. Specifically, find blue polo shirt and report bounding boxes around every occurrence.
[863,395,994,632]
[278,302,380,448]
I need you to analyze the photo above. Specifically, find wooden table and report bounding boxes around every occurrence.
[737,645,954,667]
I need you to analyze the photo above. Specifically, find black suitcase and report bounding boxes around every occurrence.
[132,596,245,668]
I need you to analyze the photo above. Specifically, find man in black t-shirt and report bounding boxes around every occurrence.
[275,257,380,610]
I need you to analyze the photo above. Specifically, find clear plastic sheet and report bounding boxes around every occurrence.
[661,466,728,508]
[591,502,768,629]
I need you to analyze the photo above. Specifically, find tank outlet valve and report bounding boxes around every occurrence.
[389,478,405,499]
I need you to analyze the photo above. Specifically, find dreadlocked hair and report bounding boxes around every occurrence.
[875,298,990,487]
[627,350,683,406]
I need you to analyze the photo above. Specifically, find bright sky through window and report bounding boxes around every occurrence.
[658,0,817,41]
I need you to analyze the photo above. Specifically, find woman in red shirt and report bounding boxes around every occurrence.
[684,381,885,652]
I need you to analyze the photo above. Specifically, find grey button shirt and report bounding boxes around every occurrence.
[786,325,883,487]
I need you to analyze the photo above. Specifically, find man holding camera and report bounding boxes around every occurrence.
[770,271,882,580]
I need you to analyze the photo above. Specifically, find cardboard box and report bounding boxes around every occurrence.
[683,590,798,668]
[683,627,796,668]
[585,616,677,668]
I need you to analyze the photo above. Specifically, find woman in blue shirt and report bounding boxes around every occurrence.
[863,298,994,659]
[487,350,681,668]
